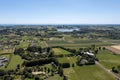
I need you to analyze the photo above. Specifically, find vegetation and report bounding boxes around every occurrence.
[0,25,120,80]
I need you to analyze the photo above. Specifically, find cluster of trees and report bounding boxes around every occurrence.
[0,69,18,80]
[52,46,76,54]
[23,58,59,67]
[27,46,42,52]
[70,27,120,39]
[14,46,54,60]
[112,66,120,73]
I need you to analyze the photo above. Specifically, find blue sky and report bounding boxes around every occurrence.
[0,0,120,24]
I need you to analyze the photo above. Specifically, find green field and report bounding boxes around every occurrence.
[49,57,115,80]
[97,50,120,69]
[7,54,24,70]
[53,48,72,55]
[64,65,115,80]
[47,38,113,48]
[97,50,120,77]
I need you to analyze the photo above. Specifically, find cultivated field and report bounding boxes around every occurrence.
[105,45,120,54]
[47,39,112,49]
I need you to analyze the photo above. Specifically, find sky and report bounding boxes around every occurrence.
[0,0,120,24]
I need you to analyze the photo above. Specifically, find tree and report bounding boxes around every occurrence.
[35,77,40,80]
[48,68,50,73]
[47,47,51,53]
[63,76,68,80]
[48,51,54,57]
[112,67,119,73]
[72,63,74,67]
[0,69,6,76]
[58,66,64,76]
[14,48,24,55]
[17,64,20,69]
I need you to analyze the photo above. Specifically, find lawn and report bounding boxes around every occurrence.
[53,48,72,55]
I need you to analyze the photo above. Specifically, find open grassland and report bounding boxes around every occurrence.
[7,54,24,70]
[53,48,72,55]
[97,50,120,70]
[64,65,115,80]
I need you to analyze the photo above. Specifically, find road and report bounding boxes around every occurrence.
[96,61,120,80]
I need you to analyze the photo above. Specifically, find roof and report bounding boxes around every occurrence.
[32,71,45,75]
[84,52,94,56]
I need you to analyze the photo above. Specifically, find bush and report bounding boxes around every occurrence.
[0,69,6,76]
[112,67,119,73]
[61,63,70,68]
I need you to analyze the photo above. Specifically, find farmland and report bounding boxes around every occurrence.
[97,50,120,76]
[105,45,120,55]
[47,37,113,49]
[0,25,120,80]
[52,57,115,80]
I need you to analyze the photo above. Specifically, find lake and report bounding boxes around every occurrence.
[57,28,79,32]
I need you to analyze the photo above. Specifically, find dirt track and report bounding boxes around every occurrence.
[96,61,120,79]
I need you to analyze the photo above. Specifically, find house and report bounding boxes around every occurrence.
[0,57,8,67]
[32,71,46,75]
[78,52,95,65]
[34,52,39,55]
[84,52,95,56]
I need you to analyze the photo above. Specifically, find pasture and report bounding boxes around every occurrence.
[55,57,115,80]
[97,50,120,77]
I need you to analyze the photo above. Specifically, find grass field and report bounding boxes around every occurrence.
[47,38,113,48]
[53,48,72,55]
[97,50,120,69]
[50,56,115,80]
[7,54,24,70]
[64,65,115,80]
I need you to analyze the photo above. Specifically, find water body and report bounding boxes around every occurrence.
[57,28,79,32]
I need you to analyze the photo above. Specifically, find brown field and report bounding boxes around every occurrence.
[105,45,120,54]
